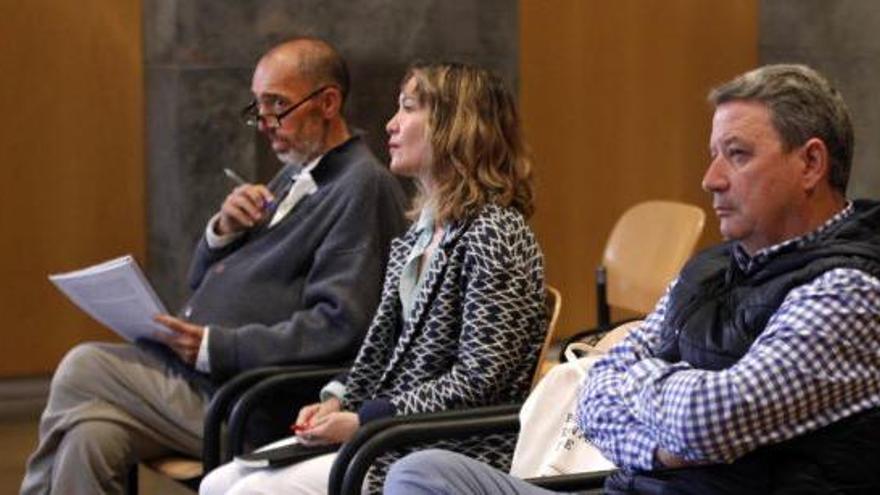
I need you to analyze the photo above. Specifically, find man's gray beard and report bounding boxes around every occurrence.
[276,140,321,167]
[277,150,308,167]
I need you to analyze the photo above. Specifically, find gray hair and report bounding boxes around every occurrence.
[709,64,853,194]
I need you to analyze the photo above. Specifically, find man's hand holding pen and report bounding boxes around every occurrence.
[216,168,275,235]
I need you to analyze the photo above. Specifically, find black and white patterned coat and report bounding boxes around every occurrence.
[342,203,547,492]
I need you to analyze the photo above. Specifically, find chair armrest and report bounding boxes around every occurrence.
[203,365,321,470]
[525,470,615,492]
[226,366,349,460]
[330,404,522,495]
[557,317,642,362]
[202,365,346,471]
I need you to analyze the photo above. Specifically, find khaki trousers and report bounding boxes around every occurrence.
[20,342,208,495]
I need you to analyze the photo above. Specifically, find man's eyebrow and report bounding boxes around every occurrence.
[709,135,739,154]
[720,136,744,148]
[255,92,288,103]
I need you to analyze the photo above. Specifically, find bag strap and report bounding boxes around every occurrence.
[563,342,604,379]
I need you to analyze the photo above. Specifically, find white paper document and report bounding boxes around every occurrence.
[234,436,303,468]
[49,255,172,342]
[254,435,302,454]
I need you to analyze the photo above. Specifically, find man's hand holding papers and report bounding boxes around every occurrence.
[153,314,205,365]
[49,255,173,343]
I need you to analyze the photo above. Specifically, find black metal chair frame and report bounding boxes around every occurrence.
[557,265,643,361]
[126,364,347,494]
[324,403,615,495]
[183,368,586,495]
[139,367,614,495]
[221,366,348,464]
[130,286,562,493]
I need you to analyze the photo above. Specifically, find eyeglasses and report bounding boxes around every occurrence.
[241,85,333,128]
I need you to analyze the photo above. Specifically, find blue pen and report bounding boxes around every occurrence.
[223,168,275,210]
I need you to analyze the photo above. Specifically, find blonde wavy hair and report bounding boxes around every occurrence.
[404,62,534,223]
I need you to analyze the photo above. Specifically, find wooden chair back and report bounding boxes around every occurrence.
[531,285,562,389]
[601,200,705,317]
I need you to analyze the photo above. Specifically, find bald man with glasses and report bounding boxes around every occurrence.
[21,37,407,495]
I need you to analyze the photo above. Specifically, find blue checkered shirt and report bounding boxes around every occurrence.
[577,203,880,470]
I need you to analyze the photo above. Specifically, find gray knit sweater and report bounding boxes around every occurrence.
[184,136,408,383]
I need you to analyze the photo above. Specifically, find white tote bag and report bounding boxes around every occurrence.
[509,341,616,477]
[510,321,639,477]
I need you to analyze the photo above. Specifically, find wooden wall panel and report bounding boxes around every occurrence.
[521,0,758,337]
[0,0,144,376]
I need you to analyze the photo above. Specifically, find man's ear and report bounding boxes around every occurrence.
[800,137,830,192]
[319,86,343,118]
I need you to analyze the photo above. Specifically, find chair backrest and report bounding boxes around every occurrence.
[531,285,562,389]
[602,200,705,316]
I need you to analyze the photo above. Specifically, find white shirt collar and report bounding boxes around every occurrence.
[297,154,323,178]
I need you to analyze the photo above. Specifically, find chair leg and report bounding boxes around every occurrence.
[595,265,610,329]
[125,463,139,495]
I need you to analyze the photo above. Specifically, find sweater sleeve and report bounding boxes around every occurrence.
[186,166,294,290]
[578,269,880,470]
[616,269,880,466]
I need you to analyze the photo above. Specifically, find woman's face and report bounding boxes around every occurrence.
[386,77,433,186]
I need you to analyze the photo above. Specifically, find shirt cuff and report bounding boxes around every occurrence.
[205,214,244,249]
[633,430,660,471]
[320,380,347,402]
[195,326,211,373]
[356,399,397,425]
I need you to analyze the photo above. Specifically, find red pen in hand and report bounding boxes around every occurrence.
[290,423,309,434]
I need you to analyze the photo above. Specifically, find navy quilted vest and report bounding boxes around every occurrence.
[658,200,880,370]
[609,200,880,495]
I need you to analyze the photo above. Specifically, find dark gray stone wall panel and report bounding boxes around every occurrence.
[146,66,187,306]
[761,1,880,56]
[760,0,880,201]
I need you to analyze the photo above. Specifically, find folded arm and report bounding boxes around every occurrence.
[579,269,880,470]
[577,293,671,470]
